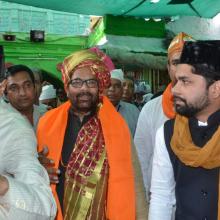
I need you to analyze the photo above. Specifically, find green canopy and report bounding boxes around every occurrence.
[1,0,220,18]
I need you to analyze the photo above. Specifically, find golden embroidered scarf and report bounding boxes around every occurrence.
[171,114,220,168]
[162,83,176,119]
[37,97,135,220]
[171,114,220,219]
[63,115,108,220]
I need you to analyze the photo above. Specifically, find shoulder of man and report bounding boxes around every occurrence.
[0,100,35,137]
[140,95,162,114]
[120,100,140,112]
[39,101,70,124]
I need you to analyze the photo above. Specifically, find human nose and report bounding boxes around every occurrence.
[18,86,26,96]
[171,81,179,96]
[108,85,114,92]
[123,85,129,91]
[80,81,89,90]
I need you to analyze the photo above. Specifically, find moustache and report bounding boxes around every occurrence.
[173,95,186,103]
[76,92,93,99]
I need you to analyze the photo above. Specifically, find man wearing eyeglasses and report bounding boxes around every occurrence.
[37,49,147,220]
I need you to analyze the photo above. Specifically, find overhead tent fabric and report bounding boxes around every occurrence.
[2,0,220,77]
[1,0,220,18]
[88,15,168,69]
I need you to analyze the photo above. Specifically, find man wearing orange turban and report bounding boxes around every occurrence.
[134,32,194,200]
[37,49,147,220]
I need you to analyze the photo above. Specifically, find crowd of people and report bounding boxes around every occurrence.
[0,32,220,220]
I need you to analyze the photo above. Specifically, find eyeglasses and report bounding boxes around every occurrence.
[69,78,98,88]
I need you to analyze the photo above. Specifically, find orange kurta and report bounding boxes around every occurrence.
[37,96,136,220]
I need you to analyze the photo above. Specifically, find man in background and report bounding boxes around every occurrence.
[32,67,48,114]
[105,68,140,137]
[122,76,135,103]
[134,82,152,111]
[32,68,43,105]
[39,84,57,109]
[134,32,194,199]
[56,87,67,106]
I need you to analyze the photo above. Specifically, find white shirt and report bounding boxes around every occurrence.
[0,99,57,219]
[149,120,210,220]
[134,95,168,199]
[148,124,176,220]
[7,103,45,132]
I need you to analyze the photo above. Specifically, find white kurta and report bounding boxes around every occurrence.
[134,95,168,199]
[149,120,209,220]
[0,99,57,219]
[148,125,175,220]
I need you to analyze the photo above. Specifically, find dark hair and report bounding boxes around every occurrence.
[191,64,220,88]
[6,65,35,85]
[31,68,43,83]
[180,41,220,87]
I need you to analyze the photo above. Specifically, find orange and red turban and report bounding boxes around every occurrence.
[168,32,194,59]
[61,49,111,93]
[89,47,115,72]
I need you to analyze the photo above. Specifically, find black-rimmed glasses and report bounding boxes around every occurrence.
[69,78,98,88]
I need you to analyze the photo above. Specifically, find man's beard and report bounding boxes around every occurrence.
[71,92,99,113]
[173,95,210,118]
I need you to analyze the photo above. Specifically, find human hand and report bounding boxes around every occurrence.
[38,146,60,184]
[0,175,9,196]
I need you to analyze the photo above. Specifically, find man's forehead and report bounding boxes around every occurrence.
[176,64,193,76]
[7,79,32,87]
[7,71,32,84]
[111,78,122,85]
[169,51,181,62]
[71,67,96,80]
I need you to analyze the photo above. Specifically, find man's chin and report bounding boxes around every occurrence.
[15,106,32,112]
[122,96,130,102]
[75,102,98,113]
[175,106,183,113]
[176,107,194,117]
[79,105,91,111]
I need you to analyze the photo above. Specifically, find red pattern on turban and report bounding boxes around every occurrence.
[89,47,115,72]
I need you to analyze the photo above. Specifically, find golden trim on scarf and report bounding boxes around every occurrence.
[171,114,220,169]
[63,115,109,220]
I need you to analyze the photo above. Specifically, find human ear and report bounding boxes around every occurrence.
[210,80,220,98]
